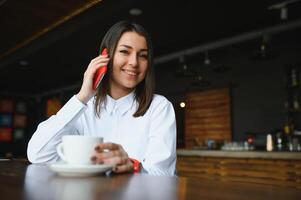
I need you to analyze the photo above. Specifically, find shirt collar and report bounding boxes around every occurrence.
[105,91,135,116]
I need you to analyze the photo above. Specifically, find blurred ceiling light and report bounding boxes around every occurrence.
[267,0,300,20]
[204,51,211,65]
[280,6,288,20]
[180,102,186,108]
[260,34,270,58]
[175,56,194,78]
[179,56,187,70]
[249,34,278,60]
[19,60,28,67]
[129,8,143,16]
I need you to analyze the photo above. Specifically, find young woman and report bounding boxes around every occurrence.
[27,20,177,176]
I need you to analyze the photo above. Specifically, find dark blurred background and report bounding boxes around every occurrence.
[0,0,301,157]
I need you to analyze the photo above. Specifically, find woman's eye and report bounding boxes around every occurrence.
[119,50,129,54]
[139,54,148,59]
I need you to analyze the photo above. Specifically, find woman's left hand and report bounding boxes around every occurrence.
[91,143,134,173]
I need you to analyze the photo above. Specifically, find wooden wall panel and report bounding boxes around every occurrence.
[185,88,231,148]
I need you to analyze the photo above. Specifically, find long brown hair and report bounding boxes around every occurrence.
[94,20,155,117]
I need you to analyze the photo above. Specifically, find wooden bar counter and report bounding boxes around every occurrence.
[177,149,301,188]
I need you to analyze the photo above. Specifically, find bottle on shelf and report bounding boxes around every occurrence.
[293,94,300,111]
[283,116,295,151]
[283,116,293,135]
[266,134,273,152]
[289,67,299,87]
[284,65,301,151]
[290,67,298,87]
[275,130,284,151]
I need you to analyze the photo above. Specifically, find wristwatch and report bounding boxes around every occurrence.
[129,158,141,173]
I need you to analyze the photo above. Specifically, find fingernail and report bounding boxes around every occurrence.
[91,156,96,161]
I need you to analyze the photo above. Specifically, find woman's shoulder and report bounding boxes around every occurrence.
[152,94,168,102]
[150,94,173,108]
[145,94,175,117]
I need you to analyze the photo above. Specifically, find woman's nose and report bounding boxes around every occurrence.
[128,53,138,67]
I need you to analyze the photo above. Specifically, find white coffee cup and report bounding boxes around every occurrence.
[57,135,103,165]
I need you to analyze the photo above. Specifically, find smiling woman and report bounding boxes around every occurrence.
[27,20,177,176]
[92,20,155,118]
[109,32,149,102]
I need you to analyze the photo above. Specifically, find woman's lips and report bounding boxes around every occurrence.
[122,69,138,76]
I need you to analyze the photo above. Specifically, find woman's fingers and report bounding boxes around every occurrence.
[91,62,108,73]
[90,57,110,66]
[103,154,128,164]
[92,143,130,168]
[113,161,133,173]
[91,152,127,165]
[92,150,122,160]
[89,55,109,66]
[91,142,134,174]
[95,143,121,151]
[88,59,109,73]
[76,55,109,103]
[86,54,109,74]
[103,150,122,158]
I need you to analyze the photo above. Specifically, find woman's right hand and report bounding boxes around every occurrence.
[76,54,109,104]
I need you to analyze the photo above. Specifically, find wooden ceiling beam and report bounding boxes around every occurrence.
[0,0,103,70]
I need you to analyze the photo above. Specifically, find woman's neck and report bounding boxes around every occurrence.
[108,85,133,100]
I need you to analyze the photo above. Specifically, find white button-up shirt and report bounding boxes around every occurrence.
[27,92,177,176]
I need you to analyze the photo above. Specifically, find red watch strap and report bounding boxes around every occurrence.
[129,158,140,173]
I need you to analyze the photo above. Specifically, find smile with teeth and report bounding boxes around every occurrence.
[122,69,138,76]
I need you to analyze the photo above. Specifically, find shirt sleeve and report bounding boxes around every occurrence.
[27,95,87,163]
[141,98,177,176]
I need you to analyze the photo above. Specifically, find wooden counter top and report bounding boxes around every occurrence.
[177,149,301,160]
[1,161,301,200]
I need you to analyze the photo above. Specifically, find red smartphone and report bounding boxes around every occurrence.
[92,48,108,90]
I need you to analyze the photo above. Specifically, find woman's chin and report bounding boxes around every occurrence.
[122,81,139,90]
[124,84,136,91]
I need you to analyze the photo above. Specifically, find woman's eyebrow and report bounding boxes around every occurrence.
[119,44,132,49]
[119,44,148,51]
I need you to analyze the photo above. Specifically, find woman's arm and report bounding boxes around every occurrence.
[28,53,109,164]
[27,96,86,163]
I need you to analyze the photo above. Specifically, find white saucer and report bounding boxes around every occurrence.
[49,163,113,177]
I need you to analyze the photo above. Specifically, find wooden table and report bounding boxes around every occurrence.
[1,160,301,200]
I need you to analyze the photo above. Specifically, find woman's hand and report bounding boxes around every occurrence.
[91,143,134,173]
[76,54,109,104]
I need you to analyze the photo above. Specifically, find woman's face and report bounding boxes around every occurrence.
[110,31,148,96]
